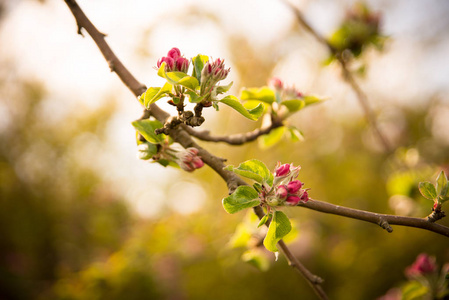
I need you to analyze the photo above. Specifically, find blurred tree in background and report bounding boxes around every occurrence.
[0,0,448,299]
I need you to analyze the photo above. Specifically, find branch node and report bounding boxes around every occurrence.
[427,209,446,223]
[108,60,115,72]
[377,218,393,233]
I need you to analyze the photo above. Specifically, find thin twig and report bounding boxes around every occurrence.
[62,1,327,299]
[300,199,449,238]
[182,121,283,145]
[253,206,328,300]
[283,0,392,152]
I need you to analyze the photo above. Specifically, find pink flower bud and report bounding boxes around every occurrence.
[186,147,199,155]
[287,180,303,194]
[174,147,204,172]
[176,57,190,73]
[276,185,288,200]
[286,195,301,206]
[405,254,437,278]
[275,163,291,177]
[157,57,175,71]
[167,47,181,59]
[270,77,283,90]
[192,156,204,169]
[300,190,309,203]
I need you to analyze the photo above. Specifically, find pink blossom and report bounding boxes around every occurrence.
[276,185,288,200]
[405,253,437,278]
[286,195,301,206]
[176,57,190,73]
[167,47,181,59]
[275,163,291,177]
[300,190,309,202]
[287,180,303,194]
[175,147,204,172]
[157,57,175,71]
[269,77,283,90]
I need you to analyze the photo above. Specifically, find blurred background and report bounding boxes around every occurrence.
[1,0,449,299]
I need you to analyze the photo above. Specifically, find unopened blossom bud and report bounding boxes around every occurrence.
[175,147,204,172]
[167,47,181,59]
[157,57,175,71]
[270,77,283,90]
[192,156,204,169]
[276,185,288,200]
[275,163,291,177]
[300,190,309,203]
[405,254,437,278]
[287,180,303,194]
[286,195,301,206]
[176,57,190,73]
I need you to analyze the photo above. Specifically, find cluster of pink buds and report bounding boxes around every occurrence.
[157,47,190,73]
[173,147,204,172]
[405,253,437,278]
[263,162,309,207]
[201,58,230,82]
[269,77,303,99]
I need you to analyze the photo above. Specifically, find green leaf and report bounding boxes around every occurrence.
[137,142,158,160]
[288,126,304,142]
[303,95,323,106]
[191,54,209,83]
[259,126,286,149]
[240,87,275,104]
[436,171,448,197]
[263,211,292,252]
[418,182,437,200]
[257,214,269,228]
[216,81,233,95]
[219,95,263,121]
[157,62,199,91]
[186,91,207,103]
[225,159,273,185]
[281,99,305,113]
[131,119,165,144]
[222,186,260,214]
[228,222,252,248]
[402,281,429,300]
[142,82,173,107]
[242,250,270,271]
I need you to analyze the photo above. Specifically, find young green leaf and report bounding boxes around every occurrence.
[418,182,437,200]
[288,126,305,142]
[241,249,270,272]
[257,214,269,228]
[222,186,260,214]
[263,211,292,252]
[157,62,199,91]
[215,81,233,95]
[436,171,448,197]
[131,119,165,144]
[303,95,323,106]
[281,99,305,113]
[219,95,263,121]
[240,87,275,104]
[259,126,286,149]
[191,54,209,83]
[225,159,273,185]
[143,82,173,107]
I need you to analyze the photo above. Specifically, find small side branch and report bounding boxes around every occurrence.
[253,206,328,300]
[300,199,449,237]
[283,1,392,152]
[182,121,283,145]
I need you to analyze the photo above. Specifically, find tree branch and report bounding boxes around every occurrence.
[182,121,283,145]
[283,0,392,152]
[62,1,327,298]
[300,199,449,237]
